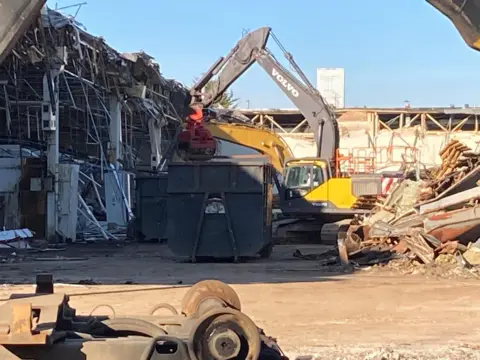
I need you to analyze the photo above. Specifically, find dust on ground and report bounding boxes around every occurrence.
[0,243,478,359]
[360,255,480,280]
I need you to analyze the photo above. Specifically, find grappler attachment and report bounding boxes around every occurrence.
[177,106,217,160]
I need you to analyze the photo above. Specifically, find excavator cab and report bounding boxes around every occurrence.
[284,160,329,194]
[282,158,381,218]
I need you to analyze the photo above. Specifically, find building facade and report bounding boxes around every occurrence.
[316,68,345,108]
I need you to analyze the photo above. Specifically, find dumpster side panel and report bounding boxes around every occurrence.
[135,176,168,240]
[167,158,272,258]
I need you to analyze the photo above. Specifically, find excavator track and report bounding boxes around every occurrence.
[274,217,354,245]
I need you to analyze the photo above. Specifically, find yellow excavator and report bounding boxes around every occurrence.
[184,27,384,234]
[178,27,388,244]
[178,0,480,240]
[202,120,371,240]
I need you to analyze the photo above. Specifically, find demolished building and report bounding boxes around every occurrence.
[0,1,189,243]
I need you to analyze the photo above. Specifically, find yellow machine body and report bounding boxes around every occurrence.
[203,123,373,217]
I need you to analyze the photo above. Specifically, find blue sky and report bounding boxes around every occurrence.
[48,0,480,109]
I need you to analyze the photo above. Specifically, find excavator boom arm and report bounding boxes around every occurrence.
[204,122,294,174]
[190,27,270,107]
[191,27,339,168]
[255,49,339,165]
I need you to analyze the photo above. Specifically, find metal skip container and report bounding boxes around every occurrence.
[134,174,169,242]
[166,156,273,261]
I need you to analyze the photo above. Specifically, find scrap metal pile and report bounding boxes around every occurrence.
[344,140,480,268]
[0,275,289,360]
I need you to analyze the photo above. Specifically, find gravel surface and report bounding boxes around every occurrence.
[0,243,478,359]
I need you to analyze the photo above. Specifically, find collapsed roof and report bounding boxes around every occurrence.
[0,2,189,166]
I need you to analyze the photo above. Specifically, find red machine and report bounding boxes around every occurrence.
[177,105,217,158]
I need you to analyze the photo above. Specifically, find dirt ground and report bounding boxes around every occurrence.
[0,243,479,359]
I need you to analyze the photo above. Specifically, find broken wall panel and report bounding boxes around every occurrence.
[0,154,22,229]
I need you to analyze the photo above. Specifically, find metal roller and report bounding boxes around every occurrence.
[182,280,261,359]
[188,308,261,360]
[181,279,242,316]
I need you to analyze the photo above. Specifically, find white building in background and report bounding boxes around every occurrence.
[316,68,345,108]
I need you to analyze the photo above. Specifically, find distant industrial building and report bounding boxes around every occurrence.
[237,106,480,168]
[316,68,345,108]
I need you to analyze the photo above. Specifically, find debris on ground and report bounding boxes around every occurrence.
[0,237,68,264]
[462,246,480,265]
[347,140,480,271]
[78,279,101,285]
[0,228,34,246]
[0,228,34,248]
[33,256,89,262]
[366,255,480,279]
[297,140,480,276]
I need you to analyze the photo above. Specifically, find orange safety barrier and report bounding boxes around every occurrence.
[336,146,417,176]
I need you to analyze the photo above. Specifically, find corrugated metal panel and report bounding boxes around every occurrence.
[0,228,32,241]
[316,68,345,108]
[57,164,79,241]
[0,157,21,192]
[351,174,383,196]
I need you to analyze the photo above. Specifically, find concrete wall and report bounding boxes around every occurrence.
[281,128,480,172]
[213,127,480,181]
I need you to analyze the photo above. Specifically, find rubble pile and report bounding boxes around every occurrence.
[345,140,480,271]
[419,140,480,201]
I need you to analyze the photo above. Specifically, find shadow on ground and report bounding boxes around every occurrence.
[0,243,350,286]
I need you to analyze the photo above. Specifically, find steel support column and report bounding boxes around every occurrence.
[148,117,162,171]
[108,96,122,169]
[43,68,61,243]
[105,96,129,228]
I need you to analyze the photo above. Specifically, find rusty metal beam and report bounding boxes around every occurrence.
[419,186,480,215]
